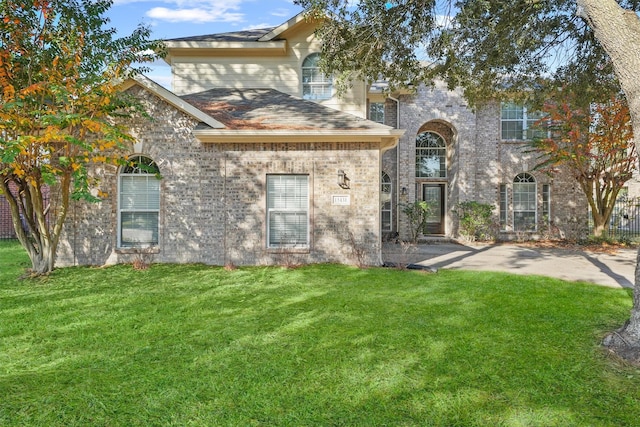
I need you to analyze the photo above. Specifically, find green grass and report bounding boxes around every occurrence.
[1,240,639,426]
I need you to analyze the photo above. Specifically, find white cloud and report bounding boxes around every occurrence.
[147,6,244,23]
[114,0,247,24]
[242,22,274,30]
[113,0,156,4]
[271,8,290,17]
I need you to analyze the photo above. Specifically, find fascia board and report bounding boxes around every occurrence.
[258,11,308,41]
[165,40,287,53]
[193,129,404,146]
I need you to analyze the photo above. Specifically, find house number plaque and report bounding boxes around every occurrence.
[332,195,351,206]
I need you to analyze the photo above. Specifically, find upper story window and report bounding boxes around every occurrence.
[118,155,161,248]
[302,53,332,100]
[416,131,447,178]
[501,103,546,141]
[369,102,385,124]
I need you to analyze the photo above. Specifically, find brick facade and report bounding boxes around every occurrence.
[0,183,50,239]
[382,83,588,241]
[20,79,593,267]
[57,85,385,267]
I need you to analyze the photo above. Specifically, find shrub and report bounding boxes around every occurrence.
[454,201,496,242]
[401,201,432,243]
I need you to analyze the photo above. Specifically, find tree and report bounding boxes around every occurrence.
[0,0,162,275]
[295,0,640,358]
[530,91,636,237]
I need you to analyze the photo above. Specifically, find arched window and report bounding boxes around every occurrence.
[381,171,392,232]
[416,132,446,178]
[513,173,536,231]
[118,155,160,248]
[302,53,332,100]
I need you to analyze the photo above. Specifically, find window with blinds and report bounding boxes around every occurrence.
[267,175,309,247]
[118,156,160,247]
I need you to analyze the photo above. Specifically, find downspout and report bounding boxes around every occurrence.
[388,95,400,233]
[223,155,227,266]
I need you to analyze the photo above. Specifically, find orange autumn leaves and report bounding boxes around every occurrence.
[531,92,636,236]
[0,0,132,192]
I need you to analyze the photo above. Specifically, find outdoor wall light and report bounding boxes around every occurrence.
[401,187,407,196]
[337,169,350,189]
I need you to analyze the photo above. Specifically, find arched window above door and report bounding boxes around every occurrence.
[416,132,446,178]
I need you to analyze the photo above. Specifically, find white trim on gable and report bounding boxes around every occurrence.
[119,75,226,129]
[258,11,309,42]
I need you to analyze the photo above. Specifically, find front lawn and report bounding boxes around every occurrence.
[1,240,639,426]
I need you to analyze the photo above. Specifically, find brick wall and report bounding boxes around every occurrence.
[57,86,384,267]
[0,183,50,239]
[387,84,588,241]
[0,186,16,239]
[389,82,477,239]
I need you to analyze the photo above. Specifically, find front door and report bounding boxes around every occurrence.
[422,184,445,235]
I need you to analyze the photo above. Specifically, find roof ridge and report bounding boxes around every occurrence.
[164,27,276,43]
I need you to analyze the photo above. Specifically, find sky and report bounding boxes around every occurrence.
[106,0,305,88]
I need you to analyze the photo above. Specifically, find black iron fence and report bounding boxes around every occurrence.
[590,196,640,238]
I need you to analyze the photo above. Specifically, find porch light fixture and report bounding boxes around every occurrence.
[337,169,350,189]
[401,187,407,196]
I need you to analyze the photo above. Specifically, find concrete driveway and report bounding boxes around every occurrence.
[382,242,637,288]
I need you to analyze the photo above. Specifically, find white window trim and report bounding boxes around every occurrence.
[416,131,447,178]
[369,102,385,124]
[499,184,508,231]
[513,173,537,232]
[301,53,332,101]
[501,103,546,141]
[381,171,392,232]
[117,156,160,249]
[266,174,310,248]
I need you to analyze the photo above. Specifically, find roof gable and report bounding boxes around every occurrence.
[163,11,316,60]
[119,75,225,129]
[257,11,309,42]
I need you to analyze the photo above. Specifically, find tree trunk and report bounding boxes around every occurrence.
[578,0,640,356]
[591,221,606,238]
[0,178,64,276]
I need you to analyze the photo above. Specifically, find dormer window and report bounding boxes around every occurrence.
[302,53,332,100]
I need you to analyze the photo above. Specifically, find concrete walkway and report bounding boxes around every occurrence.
[382,242,637,288]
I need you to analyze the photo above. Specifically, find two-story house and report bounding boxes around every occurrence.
[55,12,587,267]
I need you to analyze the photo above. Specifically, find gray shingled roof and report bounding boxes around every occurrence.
[165,28,276,43]
[180,88,392,131]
